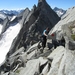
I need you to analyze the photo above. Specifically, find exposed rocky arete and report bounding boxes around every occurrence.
[1,0,75,75]
[7,0,60,55]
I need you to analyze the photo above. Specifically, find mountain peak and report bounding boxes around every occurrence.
[38,0,46,3]
[38,0,47,7]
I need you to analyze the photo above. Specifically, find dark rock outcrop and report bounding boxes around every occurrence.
[1,17,9,34]
[0,18,3,23]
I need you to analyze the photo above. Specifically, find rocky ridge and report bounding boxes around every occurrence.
[7,0,60,55]
[1,0,75,75]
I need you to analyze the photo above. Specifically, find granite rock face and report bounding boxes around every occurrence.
[47,6,75,75]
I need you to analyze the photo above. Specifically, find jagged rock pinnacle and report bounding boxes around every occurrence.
[38,0,47,7]
[38,0,46,3]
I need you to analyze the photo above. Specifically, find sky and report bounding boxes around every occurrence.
[0,0,75,10]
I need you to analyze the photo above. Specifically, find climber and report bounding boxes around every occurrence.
[42,27,50,49]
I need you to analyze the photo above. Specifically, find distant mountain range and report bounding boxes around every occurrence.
[0,9,24,22]
[53,7,66,17]
[0,7,66,19]
[0,9,24,16]
[0,7,66,24]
